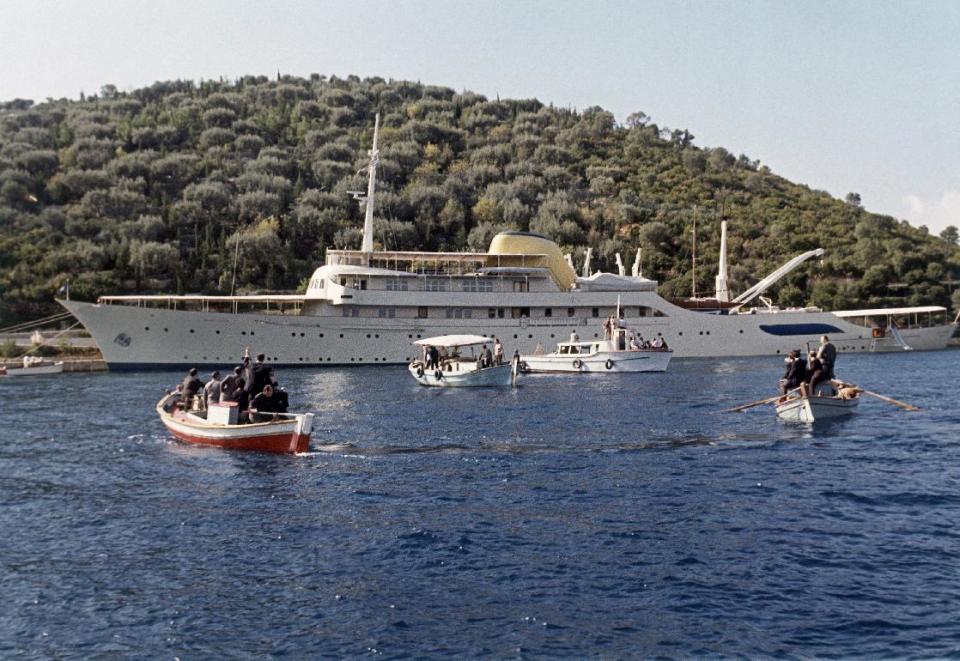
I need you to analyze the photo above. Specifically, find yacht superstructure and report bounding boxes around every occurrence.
[59,118,956,369]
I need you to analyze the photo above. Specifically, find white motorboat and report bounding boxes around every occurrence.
[409,334,517,387]
[775,384,860,423]
[0,356,64,378]
[520,324,671,373]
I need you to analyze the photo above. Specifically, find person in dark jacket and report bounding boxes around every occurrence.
[227,378,250,423]
[250,353,271,395]
[806,351,828,394]
[779,350,807,395]
[250,384,279,422]
[816,335,837,379]
[181,368,203,408]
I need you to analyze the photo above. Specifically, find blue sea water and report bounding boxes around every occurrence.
[1,350,959,658]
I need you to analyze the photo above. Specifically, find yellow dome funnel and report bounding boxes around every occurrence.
[486,231,577,290]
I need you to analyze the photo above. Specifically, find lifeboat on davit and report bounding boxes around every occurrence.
[156,393,314,453]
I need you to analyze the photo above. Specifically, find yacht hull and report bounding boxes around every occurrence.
[60,299,956,369]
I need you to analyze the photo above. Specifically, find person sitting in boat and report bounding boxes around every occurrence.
[269,373,289,413]
[779,350,807,396]
[494,337,504,365]
[203,371,222,407]
[817,335,837,379]
[806,351,828,395]
[181,368,204,409]
[629,334,641,350]
[250,384,281,422]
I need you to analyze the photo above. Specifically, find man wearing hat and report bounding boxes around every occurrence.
[779,350,807,396]
[204,370,223,407]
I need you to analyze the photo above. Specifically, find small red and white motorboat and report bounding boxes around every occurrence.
[156,392,314,453]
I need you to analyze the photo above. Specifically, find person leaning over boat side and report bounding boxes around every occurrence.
[203,371,222,407]
[816,335,837,379]
[779,350,807,396]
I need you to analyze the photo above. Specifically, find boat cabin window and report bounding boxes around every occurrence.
[511,307,530,319]
[417,306,428,318]
[544,308,552,317]
[568,307,575,317]
[513,280,529,293]
[385,279,408,291]
[488,307,505,319]
[559,346,570,354]
[592,307,600,317]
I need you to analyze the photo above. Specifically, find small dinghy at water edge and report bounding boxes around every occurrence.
[0,356,64,378]
[409,334,517,387]
[775,383,860,423]
[520,324,671,373]
[156,392,314,453]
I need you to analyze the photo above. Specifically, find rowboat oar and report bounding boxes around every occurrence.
[832,380,920,412]
[722,393,785,413]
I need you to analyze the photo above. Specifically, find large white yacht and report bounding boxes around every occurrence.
[59,118,956,369]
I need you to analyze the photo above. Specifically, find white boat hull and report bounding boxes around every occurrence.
[0,362,64,377]
[59,298,956,369]
[521,349,671,373]
[157,394,314,453]
[408,362,515,387]
[776,394,859,423]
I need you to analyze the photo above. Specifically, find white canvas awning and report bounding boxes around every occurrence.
[414,334,493,348]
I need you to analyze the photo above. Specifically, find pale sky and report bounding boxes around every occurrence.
[2,0,959,234]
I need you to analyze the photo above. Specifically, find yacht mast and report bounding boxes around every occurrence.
[360,113,380,254]
[714,220,730,302]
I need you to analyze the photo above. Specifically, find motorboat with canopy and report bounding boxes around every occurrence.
[409,334,518,387]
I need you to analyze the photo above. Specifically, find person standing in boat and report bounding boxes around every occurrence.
[570,329,579,343]
[220,366,242,402]
[227,378,250,423]
[816,335,837,379]
[484,345,494,368]
[779,350,807,396]
[181,368,204,407]
[494,337,504,365]
[203,371,222,407]
[246,353,270,395]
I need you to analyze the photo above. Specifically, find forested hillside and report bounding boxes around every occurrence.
[1,74,958,325]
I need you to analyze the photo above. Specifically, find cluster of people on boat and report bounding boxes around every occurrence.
[421,337,508,372]
[178,351,289,423]
[779,336,837,396]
